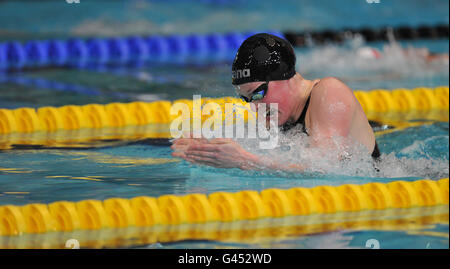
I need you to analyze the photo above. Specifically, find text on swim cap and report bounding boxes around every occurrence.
[232,69,251,80]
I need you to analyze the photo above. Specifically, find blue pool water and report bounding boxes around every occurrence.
[0,0,448,248]
[0,0,449,41]
[0,121,448,205]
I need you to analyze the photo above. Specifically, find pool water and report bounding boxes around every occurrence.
[0,0,449,248]
[0,119,448,248]
[0,122,449,203]
[0,0,449,41]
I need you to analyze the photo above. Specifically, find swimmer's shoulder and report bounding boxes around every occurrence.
[306,77,358,136]
[310,77,354,104]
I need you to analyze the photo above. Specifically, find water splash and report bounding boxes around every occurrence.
[297,37,449,89]
[234,122,449,180]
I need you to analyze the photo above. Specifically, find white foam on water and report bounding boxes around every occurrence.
[234,123,449,179]
[376,153,449,179]
[297,37,449,84]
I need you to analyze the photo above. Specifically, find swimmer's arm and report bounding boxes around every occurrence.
[240,152,307,172]
[175,138,307,172]
[307,77,355,152]
[203,139,309,172]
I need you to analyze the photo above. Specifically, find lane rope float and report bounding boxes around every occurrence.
[1,205,447,248]
[0,86,448,135]
[1,24,448,71]
[0,178,448,236]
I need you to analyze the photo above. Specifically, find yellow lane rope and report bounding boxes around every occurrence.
[0,87,448,135]
[0,178,448,237]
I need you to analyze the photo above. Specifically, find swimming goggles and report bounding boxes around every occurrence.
[238,82,269,103]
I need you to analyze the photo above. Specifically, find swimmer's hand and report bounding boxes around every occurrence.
[171,137,209,162]
[171,138,259,170]
[171,135,306,172]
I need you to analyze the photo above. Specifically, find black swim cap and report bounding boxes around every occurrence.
[232,33,296,85]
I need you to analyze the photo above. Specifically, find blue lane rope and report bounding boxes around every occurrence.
[1,24,446,72]
[0,31,282,71]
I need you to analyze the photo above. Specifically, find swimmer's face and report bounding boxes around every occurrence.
[235,80,295,126]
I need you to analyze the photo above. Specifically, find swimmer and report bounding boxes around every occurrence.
[171,33,380,171]
[356,45,449,63]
